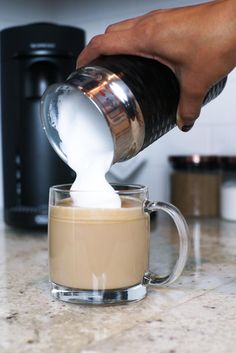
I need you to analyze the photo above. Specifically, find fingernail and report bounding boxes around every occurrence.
[181,124,194,132]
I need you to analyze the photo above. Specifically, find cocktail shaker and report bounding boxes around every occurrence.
[41,55,227,164]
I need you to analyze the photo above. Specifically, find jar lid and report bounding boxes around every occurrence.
[169,155,222,170]
[220,156,236,171]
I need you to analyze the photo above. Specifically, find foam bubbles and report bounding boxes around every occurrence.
[56,90,121,209]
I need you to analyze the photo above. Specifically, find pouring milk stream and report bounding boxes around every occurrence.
[54,89,121,208]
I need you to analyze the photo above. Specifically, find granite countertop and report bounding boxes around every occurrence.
[0,215,236,353]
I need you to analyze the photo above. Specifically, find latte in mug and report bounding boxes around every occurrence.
[49,196,149,290]
[48,184,189,305]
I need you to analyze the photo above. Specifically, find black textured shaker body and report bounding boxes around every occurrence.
[93,55,227,150]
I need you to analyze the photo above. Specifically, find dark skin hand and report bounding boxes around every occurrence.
[77,0,236,131]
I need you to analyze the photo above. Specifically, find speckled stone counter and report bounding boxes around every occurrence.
[0,216,236,353]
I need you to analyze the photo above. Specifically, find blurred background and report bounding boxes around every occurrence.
[0,0,235,226]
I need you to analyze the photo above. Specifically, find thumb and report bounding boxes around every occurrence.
[177,86,205,132]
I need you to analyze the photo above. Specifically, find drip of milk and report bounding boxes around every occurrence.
[56,90,121,209]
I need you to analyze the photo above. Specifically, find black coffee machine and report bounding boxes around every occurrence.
[0,23,85,228]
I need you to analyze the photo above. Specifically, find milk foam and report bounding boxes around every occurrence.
[56,91,121,208]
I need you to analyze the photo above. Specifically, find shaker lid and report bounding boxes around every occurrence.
[220,156,236,171]
[169,155,222,170]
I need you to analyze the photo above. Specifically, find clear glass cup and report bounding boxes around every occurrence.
[48,183,189,305]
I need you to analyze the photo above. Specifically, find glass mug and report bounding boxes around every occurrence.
[48,184,189,305]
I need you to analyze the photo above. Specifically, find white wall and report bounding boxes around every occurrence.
[0,0,235,206]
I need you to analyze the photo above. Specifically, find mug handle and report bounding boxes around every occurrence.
[143,200,189,286]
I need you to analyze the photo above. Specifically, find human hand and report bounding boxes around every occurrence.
[77,0,236,131]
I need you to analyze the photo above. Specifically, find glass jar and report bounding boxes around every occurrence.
[220,157,236,221]
[169,155,222,218]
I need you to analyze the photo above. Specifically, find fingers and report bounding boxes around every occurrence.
[177,85,205,132]
[105,17,140,33]
[77,11,160,68]
[77,16,140,68]
[76,8,169,68]
[76,30,137,68]
[105,10,162,34]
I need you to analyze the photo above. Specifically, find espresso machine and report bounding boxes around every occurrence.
[0,23,85,228]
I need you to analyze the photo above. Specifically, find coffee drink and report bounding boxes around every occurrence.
[49,197,149,290]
